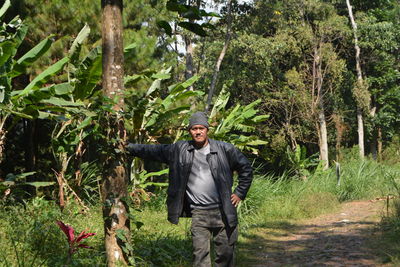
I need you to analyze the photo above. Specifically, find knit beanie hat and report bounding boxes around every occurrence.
[188,111,209,129]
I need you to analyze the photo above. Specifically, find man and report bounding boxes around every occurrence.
[127,111,253,267]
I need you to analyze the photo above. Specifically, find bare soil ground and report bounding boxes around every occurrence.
[239,200,391,267]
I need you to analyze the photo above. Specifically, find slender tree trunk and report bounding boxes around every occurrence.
[101,1,130,266]
[184,34,194,90]
[333,114,344,162]
[377,127,383,161]
[370,131,377,160]
[318,108,329,169]
[0,130,5,164]
[357,109,365,157]
[0,114,9,164]
[346,0,365,158]
[174,22,180,81]
[25,119,36,173]
[205,0,233,113]
[370,103,377,160]
[183,0,199,91]
[370,98,378,160]
[314,46,329,170]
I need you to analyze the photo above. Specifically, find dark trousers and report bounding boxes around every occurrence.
[191,208,238,267]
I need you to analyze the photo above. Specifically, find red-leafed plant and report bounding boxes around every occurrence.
[56,220,95,263]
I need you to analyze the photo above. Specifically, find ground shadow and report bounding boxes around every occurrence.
[237,219,381,267]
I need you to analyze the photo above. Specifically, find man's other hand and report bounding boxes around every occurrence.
[231,194,241,207]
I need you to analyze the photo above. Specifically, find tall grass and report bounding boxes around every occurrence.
[373,164,400,264]
[0,158,398,266]
[238,158,399,227]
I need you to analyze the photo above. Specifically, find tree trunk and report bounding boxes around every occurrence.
[318,106,329,169]
[377,127,383,162]
[357,108,365,157]
[314,46,329,170]
[369,98,378,160]
[24,119,36,173]
[183,0,199,91]
[101,0,130,266]
[184,34,194,90]
[205,0,233,113]
[346,0,365,158]
[0,129,5,164]
[370,129,377,160]
[333,114,344,162]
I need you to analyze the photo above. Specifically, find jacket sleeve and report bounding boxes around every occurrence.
[228,145,253,200]
[126,143,172,164]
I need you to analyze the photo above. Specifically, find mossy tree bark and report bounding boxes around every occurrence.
[101,0,130,266]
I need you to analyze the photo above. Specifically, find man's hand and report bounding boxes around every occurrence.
[231,194,241,207]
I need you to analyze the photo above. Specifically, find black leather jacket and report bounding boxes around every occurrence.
[127,138,253,227]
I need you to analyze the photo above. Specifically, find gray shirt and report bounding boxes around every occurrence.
[186,144,221,209]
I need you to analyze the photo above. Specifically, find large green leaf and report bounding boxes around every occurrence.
[142,168,169,179]
[38,111,57,119]
[169,75,199,94]
[8,109,34,119]
[13,20,28,51]
[156,20,173,36]
[54,83,74,95]
[210,87,230,119]
[166,0,188,13]
[124,74,143,86]
[124,42,137,57]
[246,140,268,146]
[0,41,16,67]
[200,10,221,18]
[69,24,90,64]
[12,37,54,77]
[70,116,93,133]
[0,0,10,19]
[181,7,202,20]
[0,84,5,103]
[252,114,269,122]
[2,17,28,59]
[15,57,69,98]
[41,96,84,107]
[74,46,102,100]
[173,90,203,102]
[5,171,36,182]
[178,22,207,37]
[146,68,172,96]
[24,181,56,188]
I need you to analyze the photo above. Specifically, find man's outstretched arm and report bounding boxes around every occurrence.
[126,143,171,164]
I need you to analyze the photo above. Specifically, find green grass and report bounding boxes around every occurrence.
[1,158,399,266]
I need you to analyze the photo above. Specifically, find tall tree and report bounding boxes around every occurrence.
[101,0,130,265]
[346,0,368,158]
[183,0,202,91]
[205,0,233,113]
[217,0,348,169]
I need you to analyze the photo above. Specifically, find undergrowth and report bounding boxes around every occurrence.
[0,158,399,266]
[372,166,400,265]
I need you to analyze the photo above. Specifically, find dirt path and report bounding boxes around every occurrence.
[239,200,390,267]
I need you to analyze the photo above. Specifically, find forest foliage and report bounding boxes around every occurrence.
[1,0,400,265]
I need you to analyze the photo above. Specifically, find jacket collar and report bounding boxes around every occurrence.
[187,138,217,154]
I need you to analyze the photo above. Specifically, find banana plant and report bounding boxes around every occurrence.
[124,69,203,192]
[124,69,203,144]
[0,2,83,163]
[208,87,269,154]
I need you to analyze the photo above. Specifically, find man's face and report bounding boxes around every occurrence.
[189,124,208,147]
